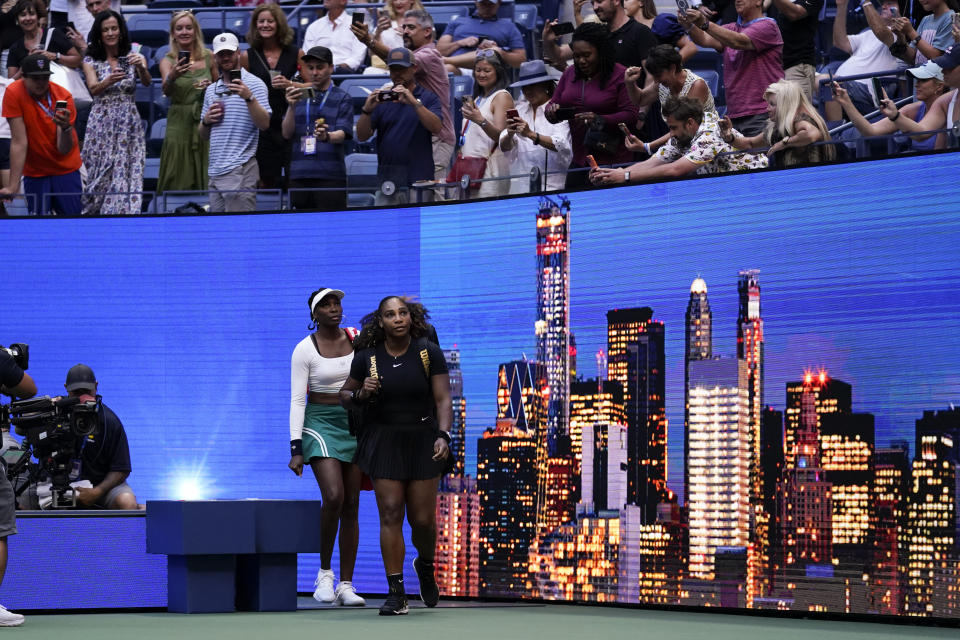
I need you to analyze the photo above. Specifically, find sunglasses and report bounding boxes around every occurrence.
[475,49,498,60]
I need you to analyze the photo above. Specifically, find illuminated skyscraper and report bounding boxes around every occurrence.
[570,379,627,502]
[686,357,750,580]
[624,503,687,604]
[477,425,538,597]
[736,270,766,593]
[760,408,784,588]
[606,307,668,523]
[871,444,909,615]
[916,407,960,539]
[582,419,629,513]
[542,446,576,532]
[780,374,849,576]
[684,277,712,501]
[496,360,546,435]
[535,197,570,452]
[904,432,956,616]
[444,348,466,478]
[435,475,480,597]
[820,412,874,570]
[527,512,620,602]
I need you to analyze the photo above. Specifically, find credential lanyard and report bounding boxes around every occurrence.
[305,87,331,136]
[34,93,56,120]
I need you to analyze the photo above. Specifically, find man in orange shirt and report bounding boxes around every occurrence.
[0,53,83,215]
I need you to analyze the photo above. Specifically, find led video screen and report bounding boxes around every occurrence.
[4,151,959,618]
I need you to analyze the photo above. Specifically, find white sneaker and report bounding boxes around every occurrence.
[313,568,336,603]
[335,581,366,606]
[0,605,24,627]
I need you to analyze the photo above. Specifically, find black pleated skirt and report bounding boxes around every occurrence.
[354,422,446,481]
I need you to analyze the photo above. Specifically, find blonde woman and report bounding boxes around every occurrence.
[720,79,834,167]
[158,10,217,192]
[361,0,424,74]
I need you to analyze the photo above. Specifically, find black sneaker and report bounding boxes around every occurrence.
[378,592,409,616]
[412,557,439,608]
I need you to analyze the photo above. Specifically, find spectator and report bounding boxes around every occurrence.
[721,78,834,166]
[879,45,960,149]
[543,0,658,71]
[241,3,303,190]
[820,0,905,121]
[0,52,83,214]
[47,0,67,30]
[889,0,956,66]
[499,60,573,194]
[0,75,12,208]
[767,0,824,100]
[679,3,784,136]
[63,0,119,52]
[360,0,424,74]
[353,8,454,184]
[356,47,443,205]
[573,0,600,26]
[832,61,947,152]
[158,10,217,193]
[545,23,638,189]
[302,0,368,73]
[437,0,527,72]
[199,33,271,212]
[454,50,515,198]
[650,13,698,62]
[7,0,81,78]
[281,46,353,211]
[625,44,715,155]
[625,0,657,28]
[589,96,767,184]
[80,10,149,215]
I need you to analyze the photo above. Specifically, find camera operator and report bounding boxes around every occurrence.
[0,348,34,627]
[59,364,137,510]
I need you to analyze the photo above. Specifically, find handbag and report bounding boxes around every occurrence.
[583,116,621,155]
[50,61,92,106]
[446,154,488,192]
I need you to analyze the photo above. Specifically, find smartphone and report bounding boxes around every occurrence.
[550,22,575,36]
[177,50,190,64]
[55,100,68,110]
[954,12,960,28]
[618,122,631,136]
[352,11,365,25]
[229,69,242,83]
[553,106,576,121]
[377,90,399,102]
[303,86,316,99]
[871,76,884,107]
[889,6,899,17]
[586,154,599,169]
[506,108,520,120]
[461,95,473,105]
[676,0,691,13]
[66,21,76,31]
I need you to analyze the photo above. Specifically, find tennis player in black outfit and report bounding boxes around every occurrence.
[339,296,452,616]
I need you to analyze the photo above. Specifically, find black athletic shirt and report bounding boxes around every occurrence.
[771,0,824,69]
[350,339,448,426]
[0,351,24,389]
[7,28,75,72]
[80,403,132,487]
[608,18,658,70]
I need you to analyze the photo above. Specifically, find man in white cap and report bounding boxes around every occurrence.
[199,32,271,212]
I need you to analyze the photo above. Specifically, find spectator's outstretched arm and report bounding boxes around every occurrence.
[542,20,573,63]
[878,89,951,137]
[0,117,26,198]
[679,10,730,51]
[590,154,696,184]
[497,46,526,68]
[676,35,699,62]
[832,83,898,136]
[718,115,765,148]
[832,0,852,54]
[863,3,895,47]
[770,0,809,21]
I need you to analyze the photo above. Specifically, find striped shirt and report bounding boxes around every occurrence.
[201,68,271,177]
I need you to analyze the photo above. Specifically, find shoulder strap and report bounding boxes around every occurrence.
[344,327,359,342]
[414,337,431,379]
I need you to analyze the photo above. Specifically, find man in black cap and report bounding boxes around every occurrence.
[61,364,138,510]
[282,46,354,211]
[356,47,444,205]
[0,52,83,215]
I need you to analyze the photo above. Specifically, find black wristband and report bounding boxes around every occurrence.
[888,111,900,122]
[350,389,365,405]
[436,430,451,443]
[290,439,303,457]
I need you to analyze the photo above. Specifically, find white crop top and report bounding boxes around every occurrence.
[289,335,355,441]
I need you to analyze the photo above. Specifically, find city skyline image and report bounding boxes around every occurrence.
[421,187,959,617]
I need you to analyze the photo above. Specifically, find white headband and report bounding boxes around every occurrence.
[311,288,345,311]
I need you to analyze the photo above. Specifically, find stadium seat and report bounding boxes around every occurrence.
[696,69,723,107]
[147,118,167,157]
[126,14,173,49]
[257,190,283,212]
[345,153,379,192]
[514,4,539,59]
[426,4,468,34]
[347,193,376,208]
[135,83,169,126]
[148,0,202,8]
[161,192,207,214]
[688,45,721,74]
[340,77,391,110]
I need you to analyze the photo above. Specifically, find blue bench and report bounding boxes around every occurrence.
[146,500,323,613]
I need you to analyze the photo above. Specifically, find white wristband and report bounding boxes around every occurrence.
[643,142,652,155]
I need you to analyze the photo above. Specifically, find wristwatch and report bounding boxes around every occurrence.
[623,171,630,183]
[244,95,253,103]
[909,35,921,48]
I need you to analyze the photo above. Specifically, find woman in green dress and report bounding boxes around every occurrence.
[157,10,217,192]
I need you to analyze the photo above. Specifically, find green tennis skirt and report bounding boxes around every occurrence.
[303,404,357,464]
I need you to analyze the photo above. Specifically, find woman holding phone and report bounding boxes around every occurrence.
[158,10,217,193]
[499,60,572,194]
[81,10,150,215]
[240,3,303,190]
[719,79,833,167]
[455,49,514,198]
[6,0,81,79]
[545,22,637,189]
